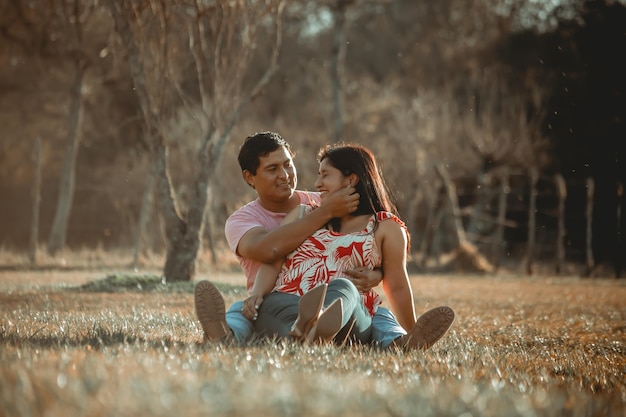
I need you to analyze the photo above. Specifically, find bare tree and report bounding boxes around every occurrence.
[47,3,87,254]
[108,0,284,281]
[29,137,42,264]
[328,0,394,142]
[0,0,102,255]
[328,0,355,142]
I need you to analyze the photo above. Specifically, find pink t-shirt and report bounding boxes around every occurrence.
[225,190,321,291]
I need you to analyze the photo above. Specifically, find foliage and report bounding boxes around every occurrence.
[1,0,625,269]
[77,272,245,294]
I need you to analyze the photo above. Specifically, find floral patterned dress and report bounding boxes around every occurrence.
[273,211,406,316]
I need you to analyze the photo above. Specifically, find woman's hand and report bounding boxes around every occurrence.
[343,266,383,292]
[242,294,264,320]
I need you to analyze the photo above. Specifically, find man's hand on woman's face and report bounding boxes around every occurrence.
[320,186,360,218]
[343,266,383,293]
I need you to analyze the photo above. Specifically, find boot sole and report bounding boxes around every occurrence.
[403,306,455,349]
[194,280,228,342]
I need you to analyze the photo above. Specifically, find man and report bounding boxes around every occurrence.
[195,131,454,349]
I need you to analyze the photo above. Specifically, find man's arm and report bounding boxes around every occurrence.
[238,187,359,263]
[241,204,305,319]
[242,259,283,320]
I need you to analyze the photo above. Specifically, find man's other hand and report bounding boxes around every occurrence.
[344,266,383,293]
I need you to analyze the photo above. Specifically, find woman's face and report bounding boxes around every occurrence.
[314,158,351,201]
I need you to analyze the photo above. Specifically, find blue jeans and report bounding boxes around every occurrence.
[253,278,372,343]
[225,301,254,344]
[225,282,406,347]
[371,306,406,349]
[325,278,372,343]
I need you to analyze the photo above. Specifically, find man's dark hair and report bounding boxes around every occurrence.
[237,131,293,175]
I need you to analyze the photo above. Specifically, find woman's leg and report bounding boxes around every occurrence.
[253,291,300,339]
[371,307,406,349]
[324,278,372,343]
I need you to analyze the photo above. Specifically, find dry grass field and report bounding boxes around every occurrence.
[0,267,625,417]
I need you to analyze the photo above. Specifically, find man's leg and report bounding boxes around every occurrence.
[253,292,301,339]
[195,281,297,345]
[195,280,230,342]
[225,301,254,344]
[371,306,406,349]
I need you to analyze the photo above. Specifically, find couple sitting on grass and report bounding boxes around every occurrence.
[195,131,455,349]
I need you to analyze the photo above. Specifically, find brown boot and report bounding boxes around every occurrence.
[194,280,229,342]
[394,306,455,350]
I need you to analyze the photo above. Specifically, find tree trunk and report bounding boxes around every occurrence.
[47,61,85,255]
[203,185,218,266]
[615,181,623,278]
[406,187,422,256]
[435,163,467,248]
[584,177,595,277]
[466,171,492,245]
[554,173,567,275]
[133,164,155,268]
[418,183,445,267]
[162,225,200,281]
[29,137,42,264]
[430,206,445,266]
[153,120,200,282]
[525,168,538,275]
[330,2,349,142]
[491,168,509,270]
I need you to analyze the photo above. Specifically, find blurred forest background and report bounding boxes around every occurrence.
[1,0,625,279]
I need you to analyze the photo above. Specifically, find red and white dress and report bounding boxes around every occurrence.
[273,211,407,316]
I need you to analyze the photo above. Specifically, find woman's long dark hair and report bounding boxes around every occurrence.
[318,143,399,233]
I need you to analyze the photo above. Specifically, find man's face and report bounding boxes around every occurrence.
[244,147,297,202]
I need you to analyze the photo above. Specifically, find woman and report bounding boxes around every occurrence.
[243,143,419,345]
